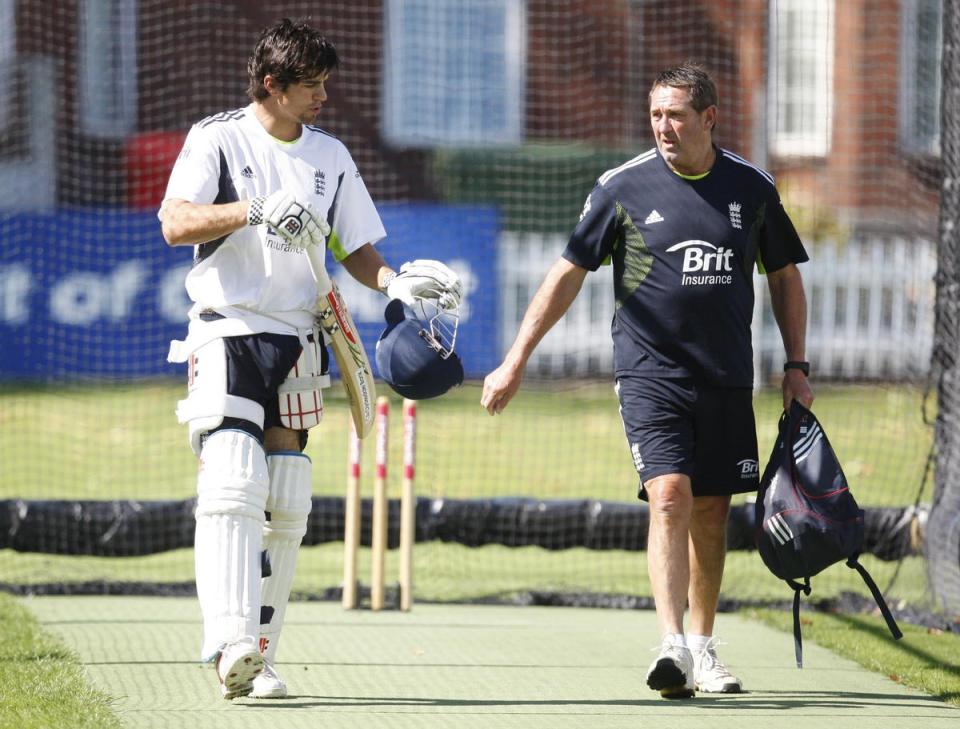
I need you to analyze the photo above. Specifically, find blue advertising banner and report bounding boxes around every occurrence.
[0,204,499,381]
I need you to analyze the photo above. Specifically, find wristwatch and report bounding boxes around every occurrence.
[784,361,810,376]
[380,270,397,295]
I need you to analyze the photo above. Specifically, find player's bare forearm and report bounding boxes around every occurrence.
[160,198,249,246]
[481,257,587,415]
[341,243,393,292]
[767,264,806,360]
[767,263,814,409]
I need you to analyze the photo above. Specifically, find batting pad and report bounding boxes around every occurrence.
[259,451,313,662]
[194,429,270,662]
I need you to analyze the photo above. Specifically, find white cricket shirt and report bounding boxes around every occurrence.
[162,105,386,331]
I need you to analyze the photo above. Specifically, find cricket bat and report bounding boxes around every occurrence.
[306,246,376,439]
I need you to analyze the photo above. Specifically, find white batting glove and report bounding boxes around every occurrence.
[386,259,463,310]
[247,191,330,249]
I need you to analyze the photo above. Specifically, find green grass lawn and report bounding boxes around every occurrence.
[4,589,958,729]
[0,379,952,722]
[0,378,937,605]
[0,592,122,729]
[749,607,960,708]
[0,379,934,506]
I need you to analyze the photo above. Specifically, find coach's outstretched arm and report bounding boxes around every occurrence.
[481,257,587,415]
[767,263,815,410]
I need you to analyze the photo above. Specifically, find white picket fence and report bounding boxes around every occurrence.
[499,232,936,382]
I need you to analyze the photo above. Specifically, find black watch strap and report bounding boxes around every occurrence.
[784,360,810,376]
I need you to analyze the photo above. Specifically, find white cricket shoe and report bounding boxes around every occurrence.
[216,640,264,700]
[250,661,288,699]
[646,636,695,699]
[692,637,743,693]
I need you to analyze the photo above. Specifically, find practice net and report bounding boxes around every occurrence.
[0,0,955,625]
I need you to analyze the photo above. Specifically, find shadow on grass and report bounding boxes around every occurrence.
[238,688,953,711]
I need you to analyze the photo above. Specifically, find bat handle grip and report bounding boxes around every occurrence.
[306,245,333,297]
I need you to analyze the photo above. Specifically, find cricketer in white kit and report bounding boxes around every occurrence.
[159,18,461,701]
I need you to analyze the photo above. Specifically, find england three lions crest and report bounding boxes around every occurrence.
[729,202,742,230]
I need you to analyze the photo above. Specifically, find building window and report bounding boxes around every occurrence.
[79,0,138,138]
[768,0,834,157]
[0,0,14,132]
[900,0,941,156]
[383,0,526,148]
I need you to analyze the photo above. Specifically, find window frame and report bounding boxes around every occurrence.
[767,0,834,157]
[382,0,526,148]
[78,0,138,138]
[0,0,14,133]
[899,0,942,157]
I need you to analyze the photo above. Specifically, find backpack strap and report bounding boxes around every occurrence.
[845,556,904,640]
[786,577,812,668]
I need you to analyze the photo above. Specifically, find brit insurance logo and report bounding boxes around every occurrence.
[737,458,759,480]
[665,239,735,286]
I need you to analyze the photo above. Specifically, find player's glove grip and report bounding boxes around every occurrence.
[248,191,330,249]
[386,259,463,310]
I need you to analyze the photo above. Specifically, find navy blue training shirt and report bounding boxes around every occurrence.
[563,147,808,387]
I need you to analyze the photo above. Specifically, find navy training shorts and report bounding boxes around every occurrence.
[615,376,760,501]
[199,315,328,447]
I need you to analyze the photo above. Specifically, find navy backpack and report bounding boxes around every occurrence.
[755,400,902,667]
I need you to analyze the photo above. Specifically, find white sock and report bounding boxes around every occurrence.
[687,633,712,652]
[662,632,686,647]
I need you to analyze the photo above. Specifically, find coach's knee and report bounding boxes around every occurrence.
[691,495,731,538]
[646,474,694,524]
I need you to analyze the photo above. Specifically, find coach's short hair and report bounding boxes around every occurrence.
[649,62,718,112]
[247,18,339,101]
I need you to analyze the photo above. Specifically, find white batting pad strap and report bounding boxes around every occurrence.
[259,452,313,663]
[195,430,270,661]
[177,394,265,427]
[280,374,331,389]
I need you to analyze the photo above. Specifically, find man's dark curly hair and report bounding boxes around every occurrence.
[247,18,339,101]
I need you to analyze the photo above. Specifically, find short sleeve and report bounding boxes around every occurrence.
[756,187,808,274]
[326,151,387,262]
[562,183,620,271]
[160,125,221,213]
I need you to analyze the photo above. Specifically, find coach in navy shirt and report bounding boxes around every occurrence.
[482,62,813,699]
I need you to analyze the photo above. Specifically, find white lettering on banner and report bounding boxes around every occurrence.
[160,264,193,323]
[0,264,32,324]
[2,258,475,327]
[50,261,146,325]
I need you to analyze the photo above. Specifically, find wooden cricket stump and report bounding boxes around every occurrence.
[343,396,416,611]
[399,399,417,612]
[370,397,390,611]
[342,418,362,609]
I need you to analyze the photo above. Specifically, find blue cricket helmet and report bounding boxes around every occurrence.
[376,299,464,400]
